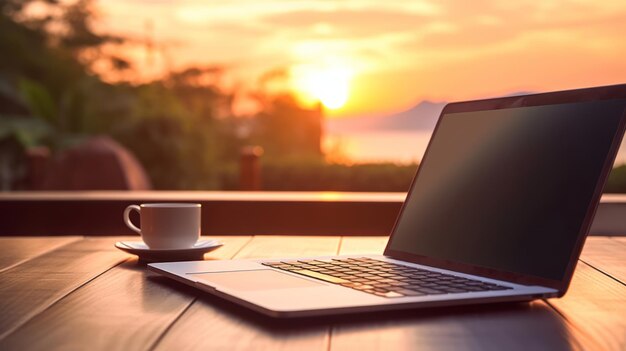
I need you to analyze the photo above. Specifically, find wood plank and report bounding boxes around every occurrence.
[152,235,342,351]
[233,235,342,259]
[0,236,251,351]
[339,236,388,255]
[580,237,626,284]
[329,241,588,351]
[0,236,81,273]
[0,237,129,340]
[329,302,584,351]
[547,261,626,351]
[201,235,253,261]
[154,299,331,351]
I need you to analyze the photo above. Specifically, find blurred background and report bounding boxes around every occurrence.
[1,0,626,192]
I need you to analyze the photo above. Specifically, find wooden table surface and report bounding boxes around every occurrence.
[0,235,624,351]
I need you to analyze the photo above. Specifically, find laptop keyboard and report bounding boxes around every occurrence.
[262,257,512,298]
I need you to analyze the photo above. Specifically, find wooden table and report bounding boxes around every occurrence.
[0,235,624,350]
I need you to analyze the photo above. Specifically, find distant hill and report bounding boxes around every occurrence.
[327,100,446,133]
[327,91,541,134]
[376,100,446,130]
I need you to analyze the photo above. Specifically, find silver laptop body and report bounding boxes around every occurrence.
[150,84,626,318]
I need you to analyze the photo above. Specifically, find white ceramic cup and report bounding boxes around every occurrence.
[123,203,201,249]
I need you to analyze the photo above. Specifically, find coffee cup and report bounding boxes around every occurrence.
[123,203,201,249]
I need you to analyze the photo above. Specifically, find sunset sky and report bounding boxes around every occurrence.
[96,0,626,118]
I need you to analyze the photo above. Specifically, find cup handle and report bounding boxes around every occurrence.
[123,205,141,234]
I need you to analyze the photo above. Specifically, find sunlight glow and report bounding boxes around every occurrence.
[99,0,626,117]
[292,64,352,110]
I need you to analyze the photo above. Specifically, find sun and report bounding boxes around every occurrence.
[292,64,352,110]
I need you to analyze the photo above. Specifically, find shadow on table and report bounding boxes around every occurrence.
[145,273,581,350]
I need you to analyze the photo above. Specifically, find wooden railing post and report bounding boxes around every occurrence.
[239,146,263,190]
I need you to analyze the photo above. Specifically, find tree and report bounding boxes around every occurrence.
[252,93,323,159]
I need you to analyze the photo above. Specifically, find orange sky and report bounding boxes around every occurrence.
[95,0,626,118]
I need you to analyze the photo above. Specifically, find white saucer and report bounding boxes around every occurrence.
[115,239,223,262]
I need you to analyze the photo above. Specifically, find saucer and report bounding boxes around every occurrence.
[115,239,223,262]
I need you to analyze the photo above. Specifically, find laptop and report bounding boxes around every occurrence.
[149,84,626,318]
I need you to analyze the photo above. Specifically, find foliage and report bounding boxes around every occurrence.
[0,1,232,189]
[1,0,625,193]
[258,158,417,192]
[0,115,52,190]
[0,115,52,147]
[111,82,222,189]
[606,164,626,193]
[18,79,56,125]
[251,94,323,160]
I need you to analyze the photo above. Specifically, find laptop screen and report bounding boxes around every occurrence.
[387,99,626,281]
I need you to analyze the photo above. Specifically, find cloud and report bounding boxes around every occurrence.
[99,0,626,115]
[205,22,272,37]
[398,0,626,51]
[262,9,431,37]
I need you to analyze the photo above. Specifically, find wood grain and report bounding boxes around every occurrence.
[202,235,253,261]
[152,235,342,351]
[0,236,81,273]
[547,260,626,350]
[154,297,331,351]
[580,237,626,284]
[329,302,583,351]
[0,235,623,350]
[0,237,129,340]
[0,236,251,351]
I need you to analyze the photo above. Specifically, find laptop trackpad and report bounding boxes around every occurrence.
[192,269,325,291]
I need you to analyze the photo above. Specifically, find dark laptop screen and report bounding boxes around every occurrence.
[387,99,625,281]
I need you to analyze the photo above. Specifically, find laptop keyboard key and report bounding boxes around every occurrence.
[293,270,349,284]
[352,285,375,291]
[390,288,427,296]
[374,291,405,298]
[265,258,513,298]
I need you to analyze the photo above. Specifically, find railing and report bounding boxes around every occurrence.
[1,191,625,236]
